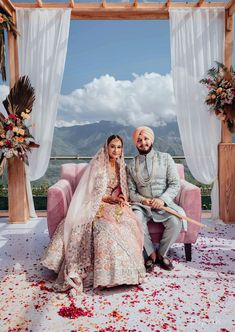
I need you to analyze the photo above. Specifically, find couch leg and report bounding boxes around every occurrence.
[184,243,192,261]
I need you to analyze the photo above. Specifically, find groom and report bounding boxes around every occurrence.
[127,126,185,271]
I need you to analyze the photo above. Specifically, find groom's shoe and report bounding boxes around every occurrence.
[145,257,154,273]
[155,253,174,271]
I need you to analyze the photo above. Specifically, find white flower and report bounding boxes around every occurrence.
[6,130,13,139]
[4,149,14,158]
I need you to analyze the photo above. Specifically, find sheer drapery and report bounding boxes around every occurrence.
[16,8,71,216]
[16,8,71,180]
[169,8,225,219]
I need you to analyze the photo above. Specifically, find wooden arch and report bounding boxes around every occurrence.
[0,0,235,223]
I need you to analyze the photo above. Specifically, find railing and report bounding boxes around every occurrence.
[50,155,186,161]
[0,155,212,210]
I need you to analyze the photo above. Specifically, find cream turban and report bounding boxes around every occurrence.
[132,126,155,145]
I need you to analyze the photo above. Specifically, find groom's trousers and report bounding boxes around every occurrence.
[134,210,182,258]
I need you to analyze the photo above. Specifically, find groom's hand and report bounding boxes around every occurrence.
[151,198,164,210]
[141,199,153,206]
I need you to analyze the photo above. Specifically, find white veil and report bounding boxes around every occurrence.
[63,138,128,249]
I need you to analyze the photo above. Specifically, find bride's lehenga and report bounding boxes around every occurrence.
[41,161,145,293]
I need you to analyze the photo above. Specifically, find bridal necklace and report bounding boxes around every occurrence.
[135,153,157,186]
[108,159,119,188]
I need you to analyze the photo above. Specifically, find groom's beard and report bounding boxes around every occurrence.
[137,144,153,155]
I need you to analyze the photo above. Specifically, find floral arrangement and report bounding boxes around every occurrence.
[200,62,235,133]
[0,9,19,81]
[0,76,39,175]
[0,111,36,159]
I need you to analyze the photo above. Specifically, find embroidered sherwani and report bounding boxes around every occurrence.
[127,148,186,257]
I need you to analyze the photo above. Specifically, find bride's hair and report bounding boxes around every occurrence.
[107,135,123,147]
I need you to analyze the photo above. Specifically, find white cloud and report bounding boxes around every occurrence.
[0,84,9,117]
[55,119,92,127]
[0,74,176,127]
[57,72,176,127]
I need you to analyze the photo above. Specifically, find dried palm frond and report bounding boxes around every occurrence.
[0,8,20,38]
[28,142,40,148]
[0,112,6,122]
[2,75,35,117]
[0,30,6,81]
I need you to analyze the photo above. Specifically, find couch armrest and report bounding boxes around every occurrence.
[177,179,202,242]
[47,179,73,238]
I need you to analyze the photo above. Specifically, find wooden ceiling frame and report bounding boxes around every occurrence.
[7,1,229,20]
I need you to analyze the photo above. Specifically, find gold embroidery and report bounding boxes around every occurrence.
[95,202,124,223]
[114,205,123,223]
[95,203,105,220]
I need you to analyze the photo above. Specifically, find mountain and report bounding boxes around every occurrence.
[51,120,183,157]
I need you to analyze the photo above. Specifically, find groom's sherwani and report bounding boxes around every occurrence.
[127,148,186,257]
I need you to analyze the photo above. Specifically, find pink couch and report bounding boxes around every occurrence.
[47,163,201,261]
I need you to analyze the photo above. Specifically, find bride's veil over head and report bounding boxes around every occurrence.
[63,136,128,249]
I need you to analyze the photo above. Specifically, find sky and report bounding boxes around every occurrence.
[0,11,234,127]
[57,20,176,127]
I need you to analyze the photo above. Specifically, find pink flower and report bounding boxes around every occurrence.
[58,303,93,319]
[5,140,12,147]
[8,114,17,121]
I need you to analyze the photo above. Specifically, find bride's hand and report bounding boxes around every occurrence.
[117,195,130,207]
[102,195,116,204]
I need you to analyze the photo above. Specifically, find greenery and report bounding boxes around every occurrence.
[0,121,215,210]
[0,157,213,198]
[0,158,212,210]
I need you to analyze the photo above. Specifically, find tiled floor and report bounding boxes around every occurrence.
[0,216,234,332]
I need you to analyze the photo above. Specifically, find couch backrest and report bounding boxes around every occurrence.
[176,163,185,180]
[60,163,88,193]
[60,162,185,191]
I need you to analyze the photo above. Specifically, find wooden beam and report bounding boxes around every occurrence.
[101,0,106,9]
[219,144,235,223]
[197,0,205,7]
[37,0,43,8]
[70,0,75,9]
[165,0,171,8]
[219,9,235,223]
[226,0,235,16]
[133,0,138,9]
[7,11,29,223]
[222,10,233,144]
[13,2,226,20]
[8,11,18,85]
[0,0,15,16]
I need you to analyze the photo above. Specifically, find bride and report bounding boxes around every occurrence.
[41,135,146,294]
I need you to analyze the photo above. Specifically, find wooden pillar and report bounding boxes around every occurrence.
[218,10,235,223]
[7,11,29,223]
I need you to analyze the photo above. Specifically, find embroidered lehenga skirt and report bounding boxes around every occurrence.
[41,202,145,292]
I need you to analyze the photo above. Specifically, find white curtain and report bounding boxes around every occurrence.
[16,8,71,216]
[169,8,225,220]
